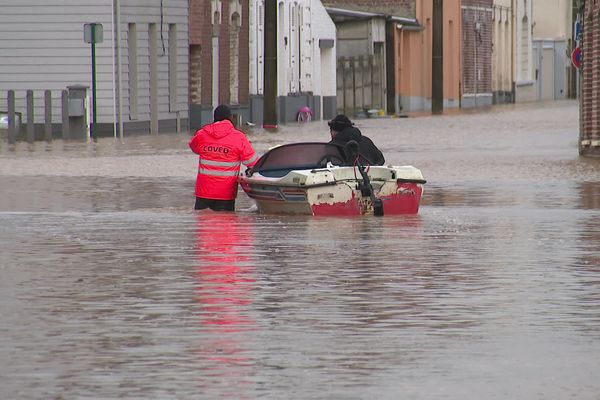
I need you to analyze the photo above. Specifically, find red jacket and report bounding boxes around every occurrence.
[189,120,258,200]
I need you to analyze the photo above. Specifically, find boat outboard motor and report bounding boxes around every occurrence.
[344,140,384,216]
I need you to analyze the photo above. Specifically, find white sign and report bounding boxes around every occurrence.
[84,23,103,44]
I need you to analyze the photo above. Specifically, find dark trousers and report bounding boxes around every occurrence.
[194,197,235,211]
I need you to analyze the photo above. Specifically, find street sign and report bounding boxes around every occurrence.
[84,23,103,44]
[571,46,582,69]
[574,20,582,44]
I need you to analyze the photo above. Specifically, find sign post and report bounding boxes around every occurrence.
[84,23,103,140]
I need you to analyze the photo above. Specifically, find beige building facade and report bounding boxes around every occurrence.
[532,0,572,100]
[492,0,515,104]
[514,0,535,102]
[394,0,462,113]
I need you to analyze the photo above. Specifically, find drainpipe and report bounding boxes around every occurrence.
[474,11,481,107]
[511,0,515,102]
[116,0,123,140]
[111,0,116,138]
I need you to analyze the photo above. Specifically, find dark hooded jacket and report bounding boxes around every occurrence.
[329,126,385,165]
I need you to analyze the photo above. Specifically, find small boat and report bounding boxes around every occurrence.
[238,142,426,216]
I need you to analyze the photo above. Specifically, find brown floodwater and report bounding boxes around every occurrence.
[1,100,600,399]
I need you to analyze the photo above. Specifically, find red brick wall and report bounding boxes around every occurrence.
[239,4,249,105]
[321,0,414,17]
[189,0,249,106]
[461,0,493,95]
[582,0,600,147]
[189,0,212,105]
[218,4,231,104]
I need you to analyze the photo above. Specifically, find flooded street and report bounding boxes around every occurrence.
[1,100,600,399]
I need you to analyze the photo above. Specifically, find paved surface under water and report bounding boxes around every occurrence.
[1,100,600,399]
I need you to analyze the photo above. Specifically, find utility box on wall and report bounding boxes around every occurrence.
[66,85,89,140]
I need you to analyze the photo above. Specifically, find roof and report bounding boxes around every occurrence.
[325,7,420,27]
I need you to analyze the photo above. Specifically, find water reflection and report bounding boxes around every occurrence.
[193,212,257,395]
[579,181,600,210]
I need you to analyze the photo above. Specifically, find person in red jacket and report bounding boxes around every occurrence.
[189,105,259,211]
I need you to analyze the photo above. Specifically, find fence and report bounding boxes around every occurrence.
[0,88,88,143]
[336,54,385,117]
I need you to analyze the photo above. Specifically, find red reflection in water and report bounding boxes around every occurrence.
[193,211,257,392]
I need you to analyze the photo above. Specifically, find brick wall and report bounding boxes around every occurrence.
[321,0,414,17]
[239,3,249,105]
[461,1,493,95]
[581,0,600,154]
[189,0,249,107]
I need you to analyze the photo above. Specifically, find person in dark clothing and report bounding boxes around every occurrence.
[327,114,385,165]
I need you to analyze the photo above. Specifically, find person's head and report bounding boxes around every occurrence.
[214,104,232,122]
[328,114,353,138]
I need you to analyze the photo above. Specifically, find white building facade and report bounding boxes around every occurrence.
[249,0,337,124]
[492,0,515,104]
[532,0,572,100]
[514,0,535,102]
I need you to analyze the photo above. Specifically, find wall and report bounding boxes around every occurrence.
[321,0,414,17]
[514,0,535,102]
[533,0,571,39]
[121,0,189,133]
[0,0,189,137]
[492,0,514,104]
[0,2,113,128]
[248,0,337,125]
[394,0,461,113]
[531,0,571,101]
[580,0,600,156]
[189,0,249,131]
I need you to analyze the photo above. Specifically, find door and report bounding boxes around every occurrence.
[541,47,555,100]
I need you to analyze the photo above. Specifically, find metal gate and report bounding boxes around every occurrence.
[336,54,385,116]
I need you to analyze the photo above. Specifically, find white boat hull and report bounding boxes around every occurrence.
[239,165,425,216]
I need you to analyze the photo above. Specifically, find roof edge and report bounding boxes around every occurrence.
[325,7,420,27]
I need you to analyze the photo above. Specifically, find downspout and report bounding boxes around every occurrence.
[578,0,584,153]
[111,0,117,138]
[511,0,515,102]
[474,20,478,107]
[116,0,124,139]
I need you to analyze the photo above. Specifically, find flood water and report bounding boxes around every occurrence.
[1,100,600,399]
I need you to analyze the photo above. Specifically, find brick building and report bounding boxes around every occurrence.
[580,0,600,156]
[189,0,250,130]
[461,0,493,108]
